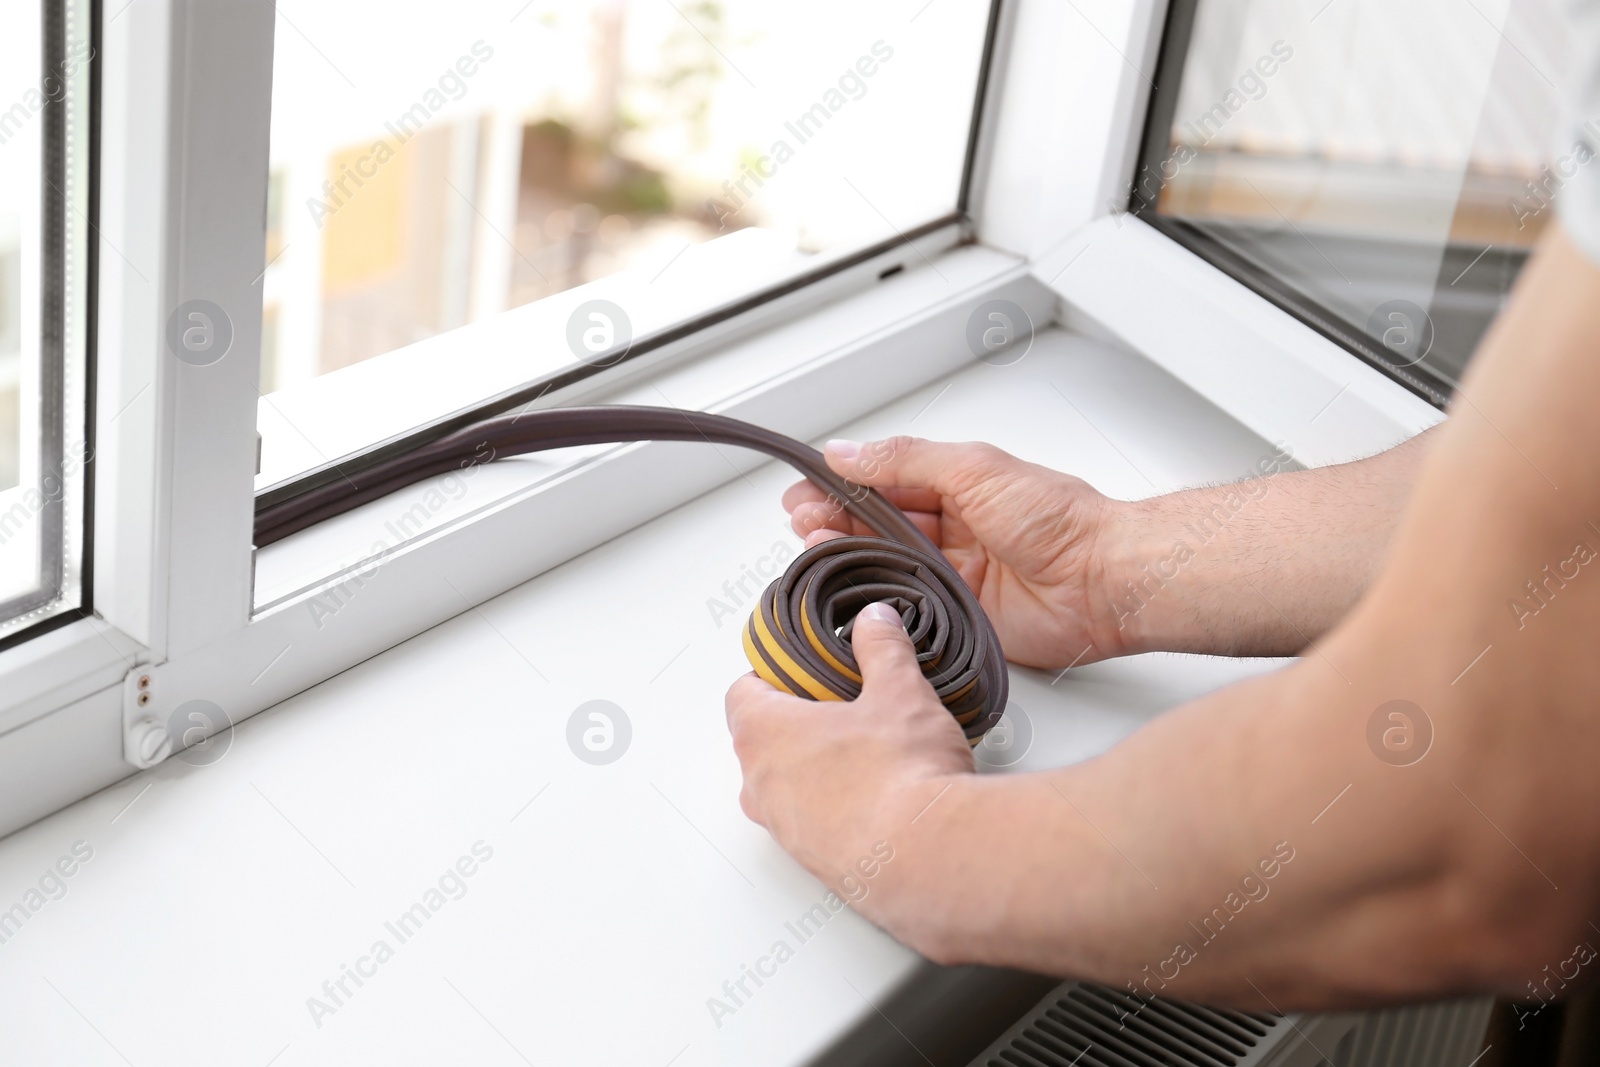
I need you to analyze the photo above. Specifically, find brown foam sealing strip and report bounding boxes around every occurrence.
[255,405,1007,743]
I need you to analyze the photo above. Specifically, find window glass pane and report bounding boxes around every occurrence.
[1135,0,1566,397]
[258,0,991,488]
[0,0,91,643]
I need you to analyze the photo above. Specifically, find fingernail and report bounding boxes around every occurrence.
[858,602,903,628]
[826,439,861,461]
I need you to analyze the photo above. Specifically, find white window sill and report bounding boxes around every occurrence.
[0,325,1294,1065]
[1,238,1044,848]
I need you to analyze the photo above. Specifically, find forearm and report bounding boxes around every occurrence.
[867,657,1544,1010]
[863,229,1600,1009]
[865,666,1279,991]
[1094,430,1436,658]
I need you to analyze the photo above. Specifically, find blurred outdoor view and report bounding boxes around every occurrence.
[1146,0,1569,389]
[0,0,62,629]
[0,7,41,495]
[260,0,988,400]
[0,214,19,492]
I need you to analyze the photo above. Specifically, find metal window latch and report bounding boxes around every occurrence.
[121,666,172,769]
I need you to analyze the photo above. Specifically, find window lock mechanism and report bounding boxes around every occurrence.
[121,667,172,769]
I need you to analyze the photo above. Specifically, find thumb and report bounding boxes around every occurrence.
[824,436,1005,497]
[850,601,926,694]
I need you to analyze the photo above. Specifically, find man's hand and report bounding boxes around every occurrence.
[786,437,1126,668]
[724,602,972,901]
[789,430,1434,664]
[729,226,1600,1009]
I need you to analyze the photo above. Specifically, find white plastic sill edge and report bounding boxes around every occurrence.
[1035,215,1447,466]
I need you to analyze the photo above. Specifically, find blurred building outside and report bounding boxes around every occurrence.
[260,0,973,395]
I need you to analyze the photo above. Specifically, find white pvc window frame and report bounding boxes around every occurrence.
[0,0,1441,839]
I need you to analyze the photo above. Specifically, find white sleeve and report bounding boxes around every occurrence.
[1559,1,1600,263]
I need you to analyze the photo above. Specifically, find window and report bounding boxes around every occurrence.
[257,0,998,493]
[0,0,92,646]
[0,0,1451,837]
[0,0,1167,827]
[1130,0,1567,403]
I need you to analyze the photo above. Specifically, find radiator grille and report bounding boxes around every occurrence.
[1332,998,1494,1067]
[973,982,1287,1067]
[967,982,1494,1067]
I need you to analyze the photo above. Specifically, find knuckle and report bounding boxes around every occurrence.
[729,672,766,699]
[738,787,763,825]
[794,500,845,536]
[943,443,1015,504]
[951,442,1004,481]
[727,718,751,756]
[878,435,918,459]
[785,477,824,501]
[725,683,759,728]
[859,658,931,699]
[860,436,916,476]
